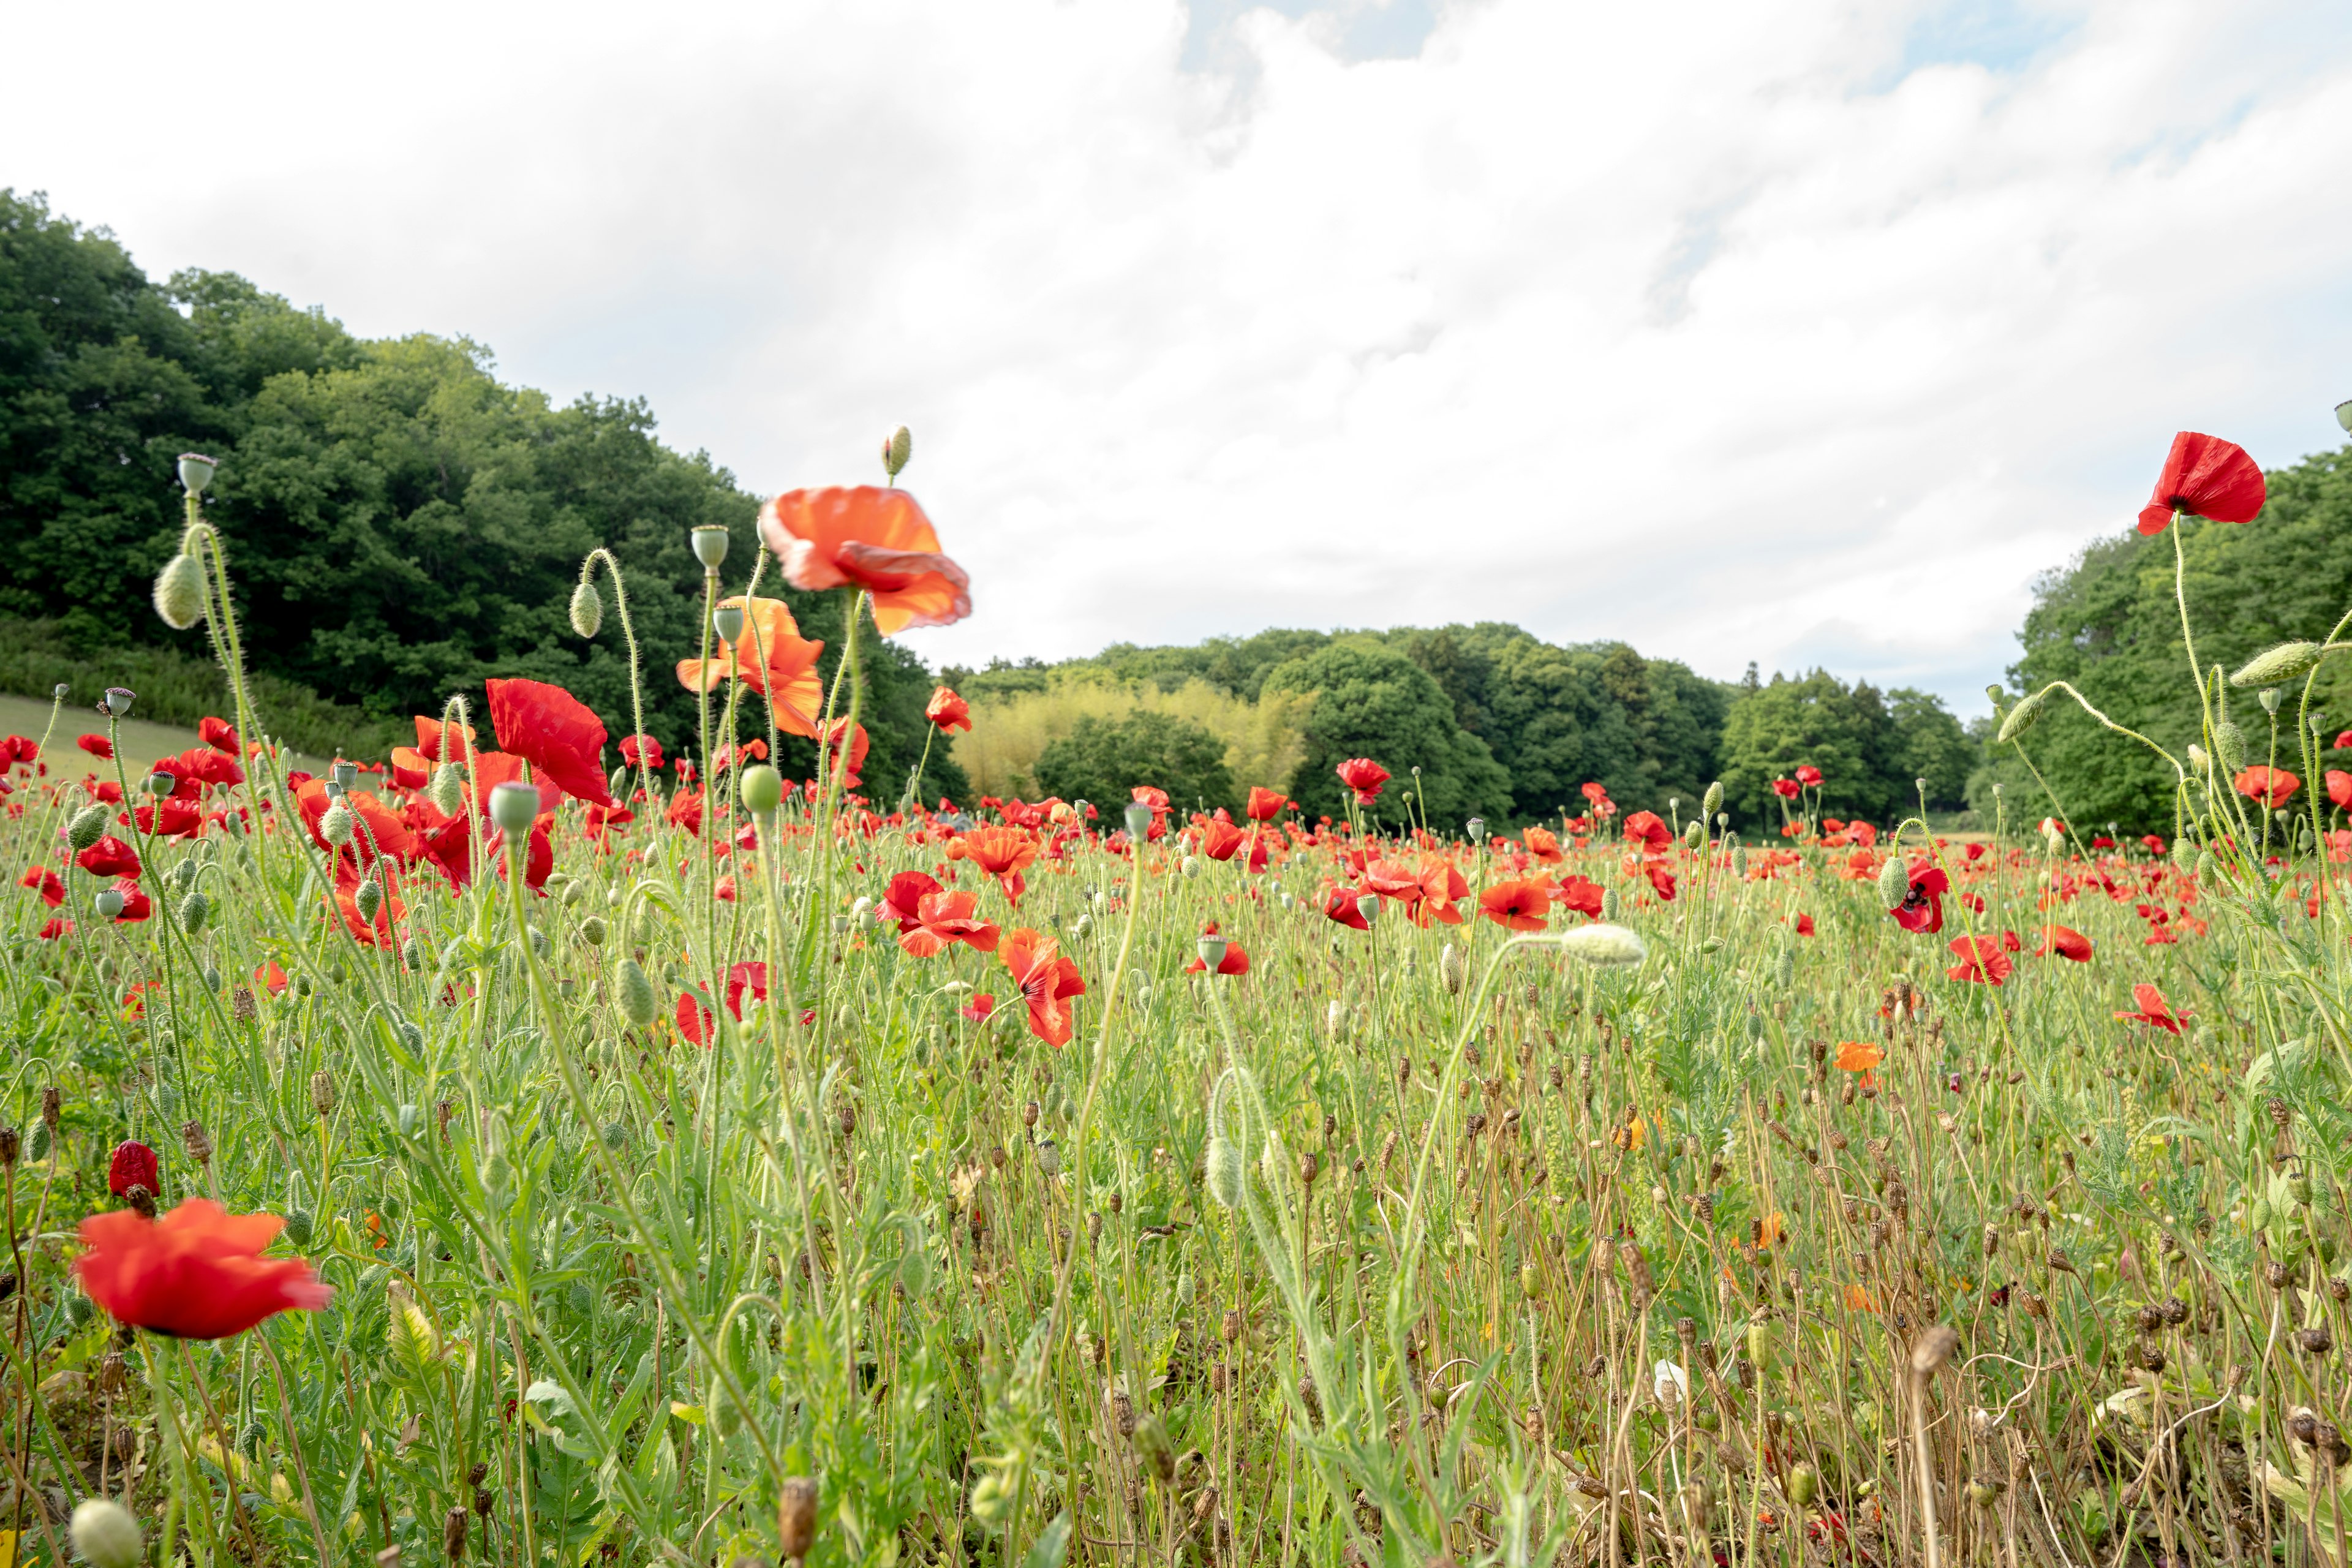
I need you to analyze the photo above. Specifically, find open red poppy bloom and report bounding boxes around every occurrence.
[879,871,941,932]
[1771,778,1800,800]
[1579,781,1616,818]
[1322,885,1371,930]
[486,678,613,807]
[900,889,1001,958]
[726,961,770,1020]
[1001,928,1084,1046]
[1947,934,2014,986]
[1193,819,1242,861]
[1794,764,1823,787]
[2115,981,2185,1033]
[2329,771,2352,810]
[620,734,665,772]
[926,686,971,733]
[676,597,826,737]
[2035,925,2093,962]
[76,1199,332,1340]
[1523,825,1563,863]
[1555,875,1604,920]
[133,800,202,839]
[957,825,1039,903]
[0,734,37,769]
[960,993,996,1023]
[293,782,417,867]
[77,733,113,760]
[1479,876,1552,930]
[75,836,141,880]
[818,719,870,790]
[19,867,62,908]
[1336,758,1389,804]
[198,715,239,754]
[758,486,971,634]
[1890,862,1948,934]
[1621,811,1670,853]
[676,991,715,1046]
[1245,787,1288,822]
[107,878,152,923]
[108,1140,159,1197]
[2233,765,2298,807]
[2137,432,2265,535]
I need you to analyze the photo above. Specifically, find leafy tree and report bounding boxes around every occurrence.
[1259,639,1512,829]
[1033,710,1236,814]
[1887,687,1975,811]
[1718,671,1902,827]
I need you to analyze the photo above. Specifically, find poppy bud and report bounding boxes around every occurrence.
[2214,720,2247,772]
[427,764,464,818]
[355,880,383,922]
[1556,923,1646,967]
[712,603,745,644]
[1683,820,1704,850]
[1123,801,1152,840]
[176,891,208,934]
[1205,1134,1243,1208]
[690,526,731,571]
[68,804,109,850]
[2233,641,2327,687]
[71,1499,143,1568]
[580,915,607,945]
[616,959,658,1029]
[1733,846,1749,879]
[320,802,354,846]
[881,424,913,480]
[1787,1461,1819,1509]
[740,764,783,817]
[488,782,537,837]
[1600,888,1621,922]
[104,688,134,717]
[1439,943,1464,995]
[2339,398,2352,435]
[1702,780,1724,819]
[1877,854,1910,909]
[153,552,208,630]
[776,1476,818,1563]
[568,578,603,640]
[1996,685,2051,744]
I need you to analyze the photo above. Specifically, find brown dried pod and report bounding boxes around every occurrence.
[777,1476,819,1564]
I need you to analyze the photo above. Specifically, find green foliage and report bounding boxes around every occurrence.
[1718,669,1972,827]
[1986,444,2352,834]
[1259,638,1512,828]
[1033,709,1237,813]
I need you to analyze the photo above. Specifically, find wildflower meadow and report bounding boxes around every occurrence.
[6,425,2352,1568]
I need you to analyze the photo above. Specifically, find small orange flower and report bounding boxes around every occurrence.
[1833,1039,1882,1073]
[675,597,825,737]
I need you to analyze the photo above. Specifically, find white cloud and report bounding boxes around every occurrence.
[7,0,2351,712]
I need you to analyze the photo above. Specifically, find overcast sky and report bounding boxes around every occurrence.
[9,0,2351,714]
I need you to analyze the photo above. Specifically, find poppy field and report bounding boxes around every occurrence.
[4,431,2352,1568]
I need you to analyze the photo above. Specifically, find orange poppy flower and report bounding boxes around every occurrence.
[674,597,825,737]
[2035,925,2093,962]
[959,825,1039,904]
[758,486,971,635]
[1523,825,1563,864]
[818,718,870,790]
[2233,766,2299,807]
[486,678,613,807]
[901,889,1001,959]
[926,685,971,733]
[2115,981,2185,1033]
[1001,927,1085,1047]
[1833,1040,1882,1072]
[1478,876,1551,930]
[75,1199,333,1340]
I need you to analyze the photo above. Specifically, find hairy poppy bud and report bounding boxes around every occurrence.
[319,802,354,846]
[1996,685,2052,744]
[1557,924,1647,967]
[1683,820,1705,850]
[2339,399,2352,435]
[740,764,783,817]
[71,1499,143,1568]
[616,959,658,1029]
[2213,720,2247,772]
[580,914,607,945]
[428,764,464,818]
[1439,943,1464,995]
[354,880,383,922]
[690,526,731,571]
[881,424,913,480]
[2233,641,2328,687]
[1205,1135,1243,1208]
[67,803,110,850]
[488,782,537,837]
[153,552,207,630]
[568,578,603,639]
[176,891,208,934]
[1600,888,1621,922]
[1702,780,1724,819]
[1877,853,1910,909]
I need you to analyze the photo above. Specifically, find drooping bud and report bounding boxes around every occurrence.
[2171,836,2196,870]
[690,526,731,571]
[1438,943,1465,995]
[1877,853,1911,910]
[1205,1135,1243,1208]
[153,553,208,630]
[1556,924,1648,967]
[67,804,110,850]
[616,959,658,1029]
[568,578,603,639]
[176,891,208,935]
[2214,721,2247,772]
[70,1498,144,1568]
[428,764,464,817]
[1599,887,1621,922]
[2232,641,2327,687]
[881,424,913,480]
[1996,686,2051,744]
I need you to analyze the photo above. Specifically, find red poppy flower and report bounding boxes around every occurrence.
[386,748,432,791]
[1523,825,1562,864]
[464,752,564,821]
[2115,981,2185,1032]
[879,870,942,932]
[409,715,478,763]
[725,961,770,1020]
[1001,928,1085,1047]
[1621,811,1670,853]
[1185,931,1251,976]
[486,678,613,808]
[666,788,706,837]
[2329,771,2352,810]
[926,686,972,733]
[75,1199,332,1340]
[960,993,997,1023]
[108,1140,159,1197]
[19,867,61,907]
[1479,876,1552,931]
[133,800,202,839]
[758,486,971,634]
[36,918,69,941]
[1245,787,1287,823]
[1130,785,1170,817]
[2136,432,2265,535]
[1890,862,1948,934]
[1579,781,1616,818]
[818,719,870,790]
[900,889,1001,958]
[620,734,665,772]
[417,812,473,891]
[675,597,826,737]
[2035,925,2092,962]
[1556,875,1604,920]
[76,835,141,880]
[1322,885,1370,930]
[198,716,239,754]
[1335,758,1389,804]
[110,878,152,923]
[1197,819,1245,862]
[677,991,715,1046]
[1947,935,2013,986]
[0,735,36,769]
[292,782,417,867]
[1795,913,1815,937]
[1794,764,1823,788]
[1771,778,1800,800]
[77,734,113,760]
[2234,765,2299,807]
[957,825,1039,903]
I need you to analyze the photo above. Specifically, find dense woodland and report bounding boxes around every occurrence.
[7,187,2345,832]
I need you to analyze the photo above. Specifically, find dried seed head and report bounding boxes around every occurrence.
[40,1087,60,1129]
[777,1476,819,1562]
[443,1506,467,1561]
[311,1071,337,1118]
[180,1120,211,1164]
[1909,1325,1959,1378]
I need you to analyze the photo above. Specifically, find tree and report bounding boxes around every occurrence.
[1887,688,1976,812]
[1259,639,1512,829]
[1717,670,1909,827]
[1034,710,1236,814]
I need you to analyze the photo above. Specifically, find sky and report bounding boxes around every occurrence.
[7,0,2352,715]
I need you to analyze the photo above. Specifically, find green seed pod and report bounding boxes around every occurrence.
[2252,1197,2272,1231]
[616,958,658,1029]
[1876,853,1910,909]
[67,804,110,851]
[1701,780,1724,819]
[153,552,208,631]
[353,880,383,922]
[568,577,603,639]
[1205,1134,1244,1209]
[176,891,208,935]
[1519,1262,1545,1300]
[2171,837,2196,870]
[2231,642,2326,687]
[2213,720,2247,772]
[740,764,783,816]
[488,782,537,836]
[1996,685,2051,743]
[283,1208,314,1248]
[579,914,608,945]
[881,424,913,480]
[1787,1461,1819,1509]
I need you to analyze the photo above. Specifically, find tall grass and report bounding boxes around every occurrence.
[952,668,1311,801]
